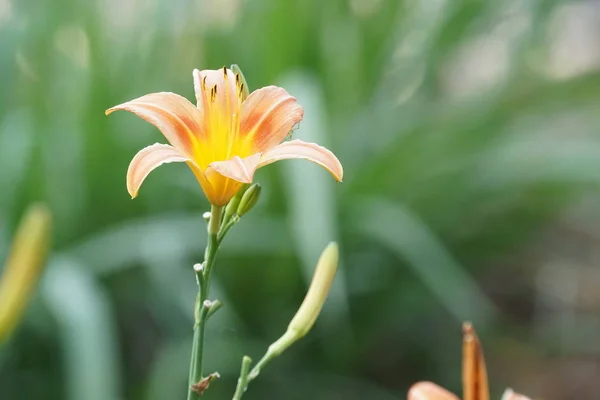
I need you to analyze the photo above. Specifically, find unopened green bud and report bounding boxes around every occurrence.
[248,242,339,380]
[225,183,249,218]
[230,64,250,101]
[236,183,261,217]
[287,242,338,337]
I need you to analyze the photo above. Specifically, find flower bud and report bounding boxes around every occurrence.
[0,203,52,343]
[225,183,249,218]
[287,242,338,337]
[462,322,489,400]
[236,183,261,217]
[247,243,339,379]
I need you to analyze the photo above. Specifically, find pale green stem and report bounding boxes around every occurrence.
[248,330,296,380]
[217,216,239,244]
[232,330,298,400]
[187,205,223,400]
[231,356,253,400]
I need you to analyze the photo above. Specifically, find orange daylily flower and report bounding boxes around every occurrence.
[106,66,343,206]
[408,322,532,400]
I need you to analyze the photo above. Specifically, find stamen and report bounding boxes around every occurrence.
[239,83,244,97]
[222,66,227,76]
[202,76,207,90]
[210,85,218,103]
[235,74,240,85]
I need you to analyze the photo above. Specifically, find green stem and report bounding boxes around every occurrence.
[232,356,253,400]
[217,217,238,244]
[248,330,296,380]
[187,205,223,400]
[232,330,298,399]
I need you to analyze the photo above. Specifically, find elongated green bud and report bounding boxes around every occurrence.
[225,183,249,219]
[230,64,250,100]
[248,243,339,380]
[0,203,52,343]
[236,183,261,217]
[287,242,338,337]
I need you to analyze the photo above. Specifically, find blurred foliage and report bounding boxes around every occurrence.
[2,0,600,399]
[0,203,51,344]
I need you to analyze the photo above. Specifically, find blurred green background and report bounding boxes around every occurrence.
[2,0,600,398]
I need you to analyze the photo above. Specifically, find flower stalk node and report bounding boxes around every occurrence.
[203,300,213,309]
[190,372,220,396]
[193,263,204,272]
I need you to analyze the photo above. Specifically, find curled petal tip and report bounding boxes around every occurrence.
[126,143,190,199]
[258,139,343,182]
[334,168,344,182]
[127,186,139,199]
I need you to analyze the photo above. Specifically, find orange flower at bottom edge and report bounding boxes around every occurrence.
[106,66,343,206]
[408,322,532,400]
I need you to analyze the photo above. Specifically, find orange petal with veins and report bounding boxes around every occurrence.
[106,92,202,156]
[240,86,303,152]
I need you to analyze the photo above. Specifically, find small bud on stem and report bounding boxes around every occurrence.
[236,183,261,217]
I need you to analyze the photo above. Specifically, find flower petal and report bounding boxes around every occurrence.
[240,86,303,152]
[258,139,343,181]
[408,382,460,400]
[193,68,245,162]
[106,92,202,156]
[127,143,190,198]
[208,153,262,184]
[193,67,240,116]
[501,389,532,400]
